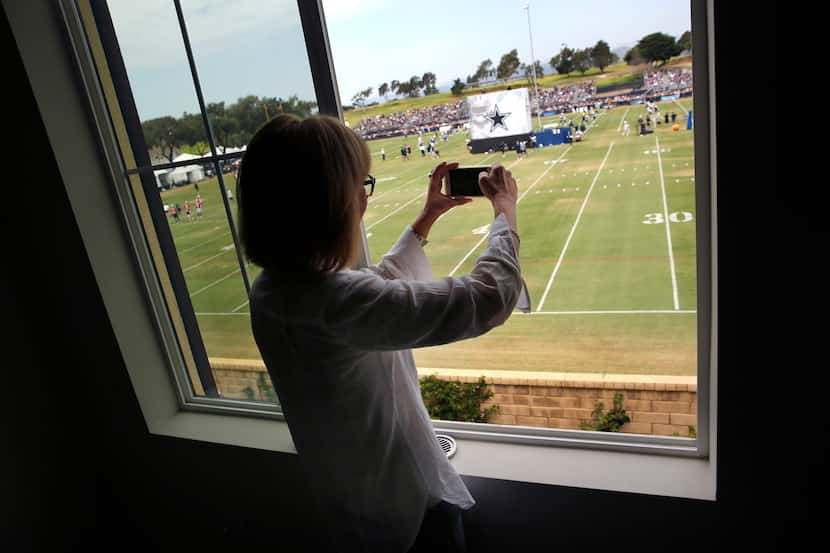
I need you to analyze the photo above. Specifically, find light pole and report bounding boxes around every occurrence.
[523,3,542,131]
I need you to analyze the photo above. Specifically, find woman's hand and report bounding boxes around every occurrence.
[479,164,518,231]
[412,161,472,240]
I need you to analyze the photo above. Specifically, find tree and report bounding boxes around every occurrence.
[402,75,422,97]
[378,82,389,98]
[636,32,682,66]
[141,115,178,159]
[421,72,438,95]
[473,58,494,82]
[180,141,210,156]
[395,80,411,97]
[390,80,400,96]
[350,87,373,108]
[590,40,613,72]
[573,48,592,74]
[550,45,574,76]
[140,94,315,153]
[624,46,645,65]
[207,102,239,154]
[496,49,521,80]
[450,78,465,96]
[677,30,692,53]
[520,60,544,85]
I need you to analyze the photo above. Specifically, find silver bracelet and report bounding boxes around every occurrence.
[411,227,429,247]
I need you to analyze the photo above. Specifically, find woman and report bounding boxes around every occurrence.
[238,113,524,552]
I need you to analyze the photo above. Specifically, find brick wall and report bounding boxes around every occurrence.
[210,359,697,437]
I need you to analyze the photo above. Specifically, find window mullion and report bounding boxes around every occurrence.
[171,0,251,295]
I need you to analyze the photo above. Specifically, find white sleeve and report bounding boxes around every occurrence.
[362,225,433,282]
[323,214,522,351]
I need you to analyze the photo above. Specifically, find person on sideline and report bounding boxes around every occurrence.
[237,113,527,553]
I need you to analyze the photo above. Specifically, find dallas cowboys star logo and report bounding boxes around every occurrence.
[486,104,511,132]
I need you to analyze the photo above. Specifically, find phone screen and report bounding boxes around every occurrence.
[446,166,489,197]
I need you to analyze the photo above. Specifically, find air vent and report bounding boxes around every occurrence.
[436,434,457,459]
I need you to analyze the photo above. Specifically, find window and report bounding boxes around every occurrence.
[12,0,715,498]
[75,0,323,401]
[324,0,708,446]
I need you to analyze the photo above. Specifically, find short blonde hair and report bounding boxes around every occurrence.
[237,114,371,276]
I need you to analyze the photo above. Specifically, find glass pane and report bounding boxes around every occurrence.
[326,0,699,436]
[158,167,265,400]
[107,0,210,165]
[180,0,318,151]
[102,1,323,403]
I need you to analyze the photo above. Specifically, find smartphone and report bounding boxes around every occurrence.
[445,166,490,197]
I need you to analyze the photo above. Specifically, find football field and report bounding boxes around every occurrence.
[160,98,697,376]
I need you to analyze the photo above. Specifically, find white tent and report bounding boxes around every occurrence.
[154,147,247,188]
[167,153,206,186]
[216,145,246,156]
[154,168,171,189]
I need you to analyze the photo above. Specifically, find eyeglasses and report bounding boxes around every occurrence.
[363,174,375,197]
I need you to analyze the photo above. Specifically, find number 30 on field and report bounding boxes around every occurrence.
[642,212,694,224]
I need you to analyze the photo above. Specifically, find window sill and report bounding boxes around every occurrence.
[152,408,715,501]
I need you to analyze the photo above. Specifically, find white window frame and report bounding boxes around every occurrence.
[5,0,717,500]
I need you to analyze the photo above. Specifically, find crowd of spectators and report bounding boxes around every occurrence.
[352,100,468,138]
[352,83,599,138]
[351,71,692,139]
[643,67,693,94]
[534,81,597,112]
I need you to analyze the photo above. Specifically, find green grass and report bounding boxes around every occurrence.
[159,96,698,377]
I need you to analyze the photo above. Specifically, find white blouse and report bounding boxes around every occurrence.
[249,213,526,552]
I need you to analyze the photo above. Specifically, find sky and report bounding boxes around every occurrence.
[109,0,691,122]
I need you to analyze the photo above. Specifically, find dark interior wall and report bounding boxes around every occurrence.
[1,3,817,552]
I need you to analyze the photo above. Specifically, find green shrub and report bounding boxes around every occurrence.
[257,372,278,403]
[580,392,630,432]
[419,375,499,423]
[241,373,278,402]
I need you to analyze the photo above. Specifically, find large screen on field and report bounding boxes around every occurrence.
[468,88,532,140]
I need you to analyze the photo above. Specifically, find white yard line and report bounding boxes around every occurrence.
[369,173,424,204]
[231,299,249,313]
[515,149,568,202]
[673,98,689,115]
[183,248,234,273]
[189,267,241,298]
[536,142,615,311]
[366,192,426,230]
[582,112,604,137]
[617,106,631,132]
[447,149,570,277]
[178,231,231,254]
[656,135,680,310]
